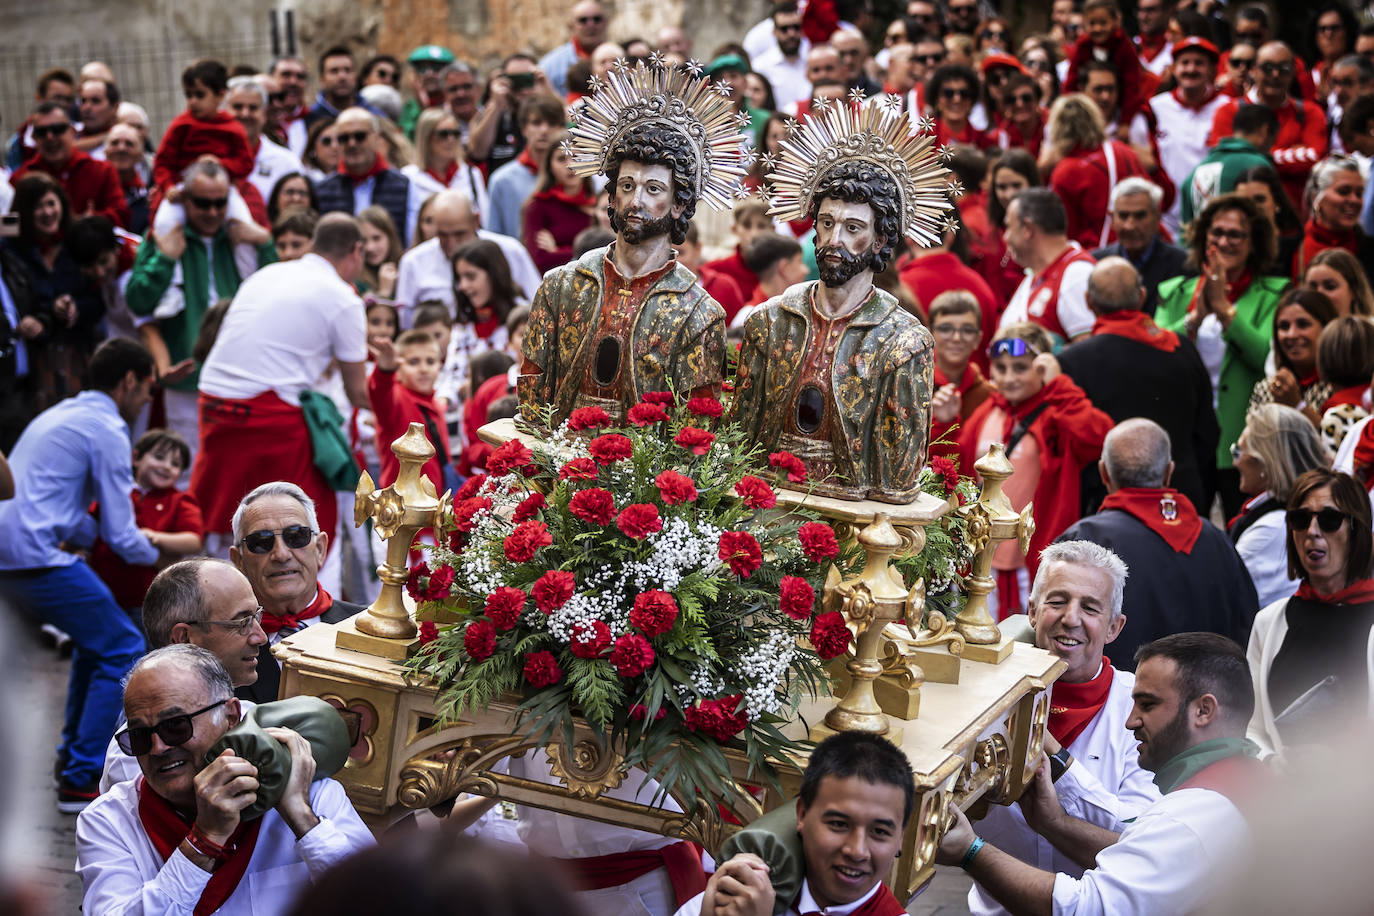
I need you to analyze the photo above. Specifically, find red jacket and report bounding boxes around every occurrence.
[703,247,759,304]
[930,362,993,460]
[1207,95,1327,213]
[698,265,747,326]
[957,374,1113,580]
[523,190,595,276]
[15,149,130,228]
[89,488,203,609]
[1064,28,1145,123]
[152,111,256,190]
[368,367,453,493]
[1049,141,1148,249]
[898,251,999,374]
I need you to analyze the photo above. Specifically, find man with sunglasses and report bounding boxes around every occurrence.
[313,107,424,245]
[226,76,302,204]
[13,100,129,228]
[753,4,812,114]
[77,644,374,915]
[539,0,608,98]
[399,44,455,140]
[0,338,157,812]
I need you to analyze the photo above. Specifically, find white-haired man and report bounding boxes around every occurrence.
[964,540,1160,915]
[1089,178,1186,315]
[225,75,302,203]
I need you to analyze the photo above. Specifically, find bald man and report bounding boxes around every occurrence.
[312,107,425,244]
[1058,257,1218,514]
[539,0,608,97]
[1059,418,1258,668]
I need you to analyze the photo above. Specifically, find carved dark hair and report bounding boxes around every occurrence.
[604,123,698,244]
[809,159,902,272]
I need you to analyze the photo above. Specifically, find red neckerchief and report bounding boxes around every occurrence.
[1100,487,1203,553]
[1298,218,1358,277]
[797,884,907,916]
[473,316,502,339]
[935,118,981,148]
[1226,492,1269,533]
[571,37,596,58]
[427,160,459,187]
[1293,578,1374,604]
[340,153,391,185]
[1136,32,1168,61]
[137,780,263,915]
[1322,384,1367,413]
[1092,310,1180,352]
[1298,370,1320,388]
[516,148,538,174]
[1047,659,1114,749]
[262,584,332,635]
[988,378,1053,441]
[1169,85,1219,113]
[1353,422,1374,490]
[538,184,597,209]
[282,104,309,125]
[935,363,982,396]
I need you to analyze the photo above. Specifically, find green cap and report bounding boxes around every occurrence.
[705,54,748,77]
[408,45,455,65]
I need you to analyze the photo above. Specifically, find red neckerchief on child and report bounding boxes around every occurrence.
[1293,578,1374,604]
[935,364,978,395]
[988,379,1053,442]
[1136,32,1168,61]
[137,780,263,916]
[1092,310,1180,352]
[473,316,502,339]
[340,153,391,185]
[1047,659,1114,747]
[427,160,459,188]
[516,148,538,174]
[262,585,332,635]
[1100,487,1203,553]
[1322,384,1367,413]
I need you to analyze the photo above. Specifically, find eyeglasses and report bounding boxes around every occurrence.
[777,23,803,33]
[1229,442,1246,463]
[1234,31,1265,43]
[981,29,1008,41]
[1286,507,1350,532]
[114,698,230,756]
[989,338,1040,358]
[188,196,228,210]
[1207,226,1248,242]
[934,323,980,339]
[240,524,316,554]
[941,86,972,100]
[198,607,265,638]
[317,135,337,146]
[434,128,461,140]
[338,130,372,145]
[1012,92,1037,106]
[1258,62,1293,76]
[1317,24,1346,35]
[32,123,71,139]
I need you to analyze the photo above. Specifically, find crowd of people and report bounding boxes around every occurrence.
[1,0,1373,913]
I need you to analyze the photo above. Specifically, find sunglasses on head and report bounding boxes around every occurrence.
[32,123,71,139]
[240,524,316,554]
[989,338,1040,359]
[115,698,230,756]
[188,196,228,210]
[337,130,372,145]
[1286,507,1350,532]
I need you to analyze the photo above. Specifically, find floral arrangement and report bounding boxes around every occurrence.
[404,394,858,808]
[893,455,981,622]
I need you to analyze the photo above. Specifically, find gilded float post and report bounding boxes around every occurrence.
[955,444,1035,655]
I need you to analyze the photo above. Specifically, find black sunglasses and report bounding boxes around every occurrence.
[115,698,230,756]
[241,524,316,554]
[1259,62,1293,76]
[1286,507,1350,533]
[338,130,372,145]
[32,123,71,139]
[941,87,972,100]
[917,53,947,64]
[434,128,462,140]
[268,91,288,103]
[188,196,228,210]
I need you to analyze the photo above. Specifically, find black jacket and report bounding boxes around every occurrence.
[236,598,368,704]
[1091,238,1190,315]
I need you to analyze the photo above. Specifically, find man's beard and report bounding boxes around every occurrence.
[610,205,674,245]
[1137,703,1191,772]
[779,37,802,56]
[816,244,876,287]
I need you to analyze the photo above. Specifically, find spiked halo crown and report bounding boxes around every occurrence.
[563,57,753,211]
[761,93,958,245]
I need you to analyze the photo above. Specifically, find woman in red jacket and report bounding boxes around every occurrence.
[522,130,597,276]
[1043,93,1147,250]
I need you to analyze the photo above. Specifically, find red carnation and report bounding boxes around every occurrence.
[405,562,433,601]
[718,530,763,577]
[654,470,698,506]
[424,564,456,601]
[684,695,749,742]
[674,427,716,455]
[559,457,599,480]
[642,391,675,408]
[523,651,563,687]
[799,521,840,563]
[628,402,670,426]
[418,621,439,646]
[532,570,576,613]
[512,491,546,523]
[630,590,679,636]
[589,433,634,465]
[686,396,724,419]
[452,496,492,533]
[779,576,816,620]
[487,439,534,477]
[610,633,656,677]
[769,451,808,483]
[810,611,852,659]
[570,620,612,658]
[617,503,663,539]
[568,406,612,431]
[455,474,489,500]
[484,586,527,630]
[734,475,777,509]
[931,456,960,492]
[569,487,616,525]
[630,703,668,721]
[503,520,552,562]
[464,619,497,661]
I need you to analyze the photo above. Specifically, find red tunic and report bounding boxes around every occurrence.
[15,149,130,228]
[152,111,256,190]
[703,247,759,304]
[1050,142,1149,249]
[89,488,204,609]
[368,367,453,493]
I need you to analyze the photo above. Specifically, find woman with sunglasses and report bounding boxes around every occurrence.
[976,18,1013,56]
[1249,288,1338,427]
[1306,3,1359,98]
[1218,41,1257,98]
[401,108,489,221]
[1295,157,1374,281]
[926,64,995,150]
[1229,404,1330,610]
[302,117,339,183]
[1246,467,1374,762]
[1156,193,1289,517]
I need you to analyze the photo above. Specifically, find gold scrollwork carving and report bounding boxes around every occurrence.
[662,797,746,857]
[913,788,947,871]
[1017,505,1036,556]
[545,738,627,799]
[892,523,927,557]
[396,735,529,809]
[953,732,1010,806]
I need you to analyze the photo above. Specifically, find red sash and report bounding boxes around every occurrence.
[1100,487,1203,553]
[263,585,333,635]
[1091,310,1180,352]
[798,884,907,916]
[1047,659,1113,747]
[1293,578,1374,604]
[1177,755,1273,810]
[137,781,263,916]
[555,840,705,907]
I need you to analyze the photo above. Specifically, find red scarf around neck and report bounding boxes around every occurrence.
[935,363,981,395]
[989,378,1054,441]
[427,160,459,188]
[1136,32,1168,60]
[262,584,332,635]
[1293,578,1374,605]
[1047,659,1114,748]
[1092,309,1180,352]
[539,184,597,209]
[1322,384,1367,413]
[1100,487,1203,553]
[797,883,907,916]
[516,148,538,174]
[1297,218,1358,277]
[138,780,263,915]
[341,153,391,185]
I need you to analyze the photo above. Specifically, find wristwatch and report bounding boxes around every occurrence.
[1049,747,1074,782]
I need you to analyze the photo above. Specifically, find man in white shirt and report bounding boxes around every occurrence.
[226,76,303,204]
[393,189,539,325]
[968,541,1160,915]
[752,4,812,114]
[938,632,1265,915]
[76,644,374,915]
[999,188,1096,346]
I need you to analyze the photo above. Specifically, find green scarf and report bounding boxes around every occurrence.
[164,229,266,391]
[1152,737,1261,795]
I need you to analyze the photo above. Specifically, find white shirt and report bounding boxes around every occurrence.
[742,17,782,64]
[393,234,540,328]
[753,47,813,113]
[674,876,886,916]
[1133,91,1228,235]
[284,118,308,159]
[1049,785,1251,915]
[1234,495,1299,611]
[76,776,375,916]
[998,254,1095,342]
[400,163,490,221]
[199,253,367,405]
[247,138,303,204]
[100,701,260,794]
[970,666,1160,916]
